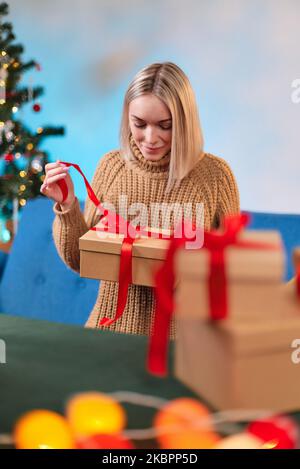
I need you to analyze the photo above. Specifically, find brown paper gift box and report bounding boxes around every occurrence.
[174,294,300,412]
[79,220,172,287]
[173,229,300,411]
[175,230,287,322]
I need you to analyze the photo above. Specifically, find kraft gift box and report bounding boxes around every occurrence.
[79,219,172,287]
[174,230,291,322]
[173,231,300,412]
[174,300,300,412]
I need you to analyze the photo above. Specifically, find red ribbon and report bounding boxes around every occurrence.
[147,213,282,377]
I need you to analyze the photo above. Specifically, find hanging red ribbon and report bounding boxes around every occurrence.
[147,213,282,377]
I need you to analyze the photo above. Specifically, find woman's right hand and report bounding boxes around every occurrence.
[40,160,75,209]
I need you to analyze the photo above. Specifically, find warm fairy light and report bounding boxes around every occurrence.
[19,184,26,192]
[37,127,43,134]
[1,51,6,56]
[14,409,75,449]
[13,62,19,68]
[15,153,21,159]
[0,99,5,105]
[19,199,26,206]
[154,397,219,449]
[0,80,5,87]
[12,106,18,113]
[19,171,26,178]
[26,143,33,150]
[0,121,4,127]
[65,392,126,438]
[3,63,8,69]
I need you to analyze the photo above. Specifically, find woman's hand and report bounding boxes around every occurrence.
[40,160,75,210]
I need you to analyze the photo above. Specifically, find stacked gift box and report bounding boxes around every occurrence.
[79,214,300,413]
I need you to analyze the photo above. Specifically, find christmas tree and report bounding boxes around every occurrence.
[0,2,64,232]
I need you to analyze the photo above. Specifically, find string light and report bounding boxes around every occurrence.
[37,127,43,134]
[0,391,297,449]
[19,199,26,207]
[26,143,33,151]
[12,106,18,113]
[19,171,26,178]
[19,184,26,192]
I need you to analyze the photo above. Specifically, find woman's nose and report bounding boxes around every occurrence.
[144,126,158,144]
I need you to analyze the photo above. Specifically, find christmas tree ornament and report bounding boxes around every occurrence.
[3,153,14,161]
[32,102,41,113]
[14,409,75,449]
[65,391,127,438]
[0,120,14,144]
[31,156,43,173]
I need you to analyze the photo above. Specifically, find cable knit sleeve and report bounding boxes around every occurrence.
[214,158,240,228]
[51,151,116,273]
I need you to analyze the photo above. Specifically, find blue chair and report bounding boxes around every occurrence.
[247,211,300,281]
[0,250,7,280]
[0,197,299,324]
[0,196,99,324]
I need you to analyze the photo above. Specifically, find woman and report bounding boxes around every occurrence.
[41,62,240,339]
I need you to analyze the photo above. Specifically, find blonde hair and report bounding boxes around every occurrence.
[119,62,204,193]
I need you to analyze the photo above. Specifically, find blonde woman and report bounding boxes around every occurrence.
[41,62,240,339]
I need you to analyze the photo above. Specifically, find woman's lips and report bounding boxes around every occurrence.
[143,145,164,152]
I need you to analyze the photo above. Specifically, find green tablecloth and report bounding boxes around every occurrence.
[0,314,197,446]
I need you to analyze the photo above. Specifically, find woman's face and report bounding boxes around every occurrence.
[129,94,172,161]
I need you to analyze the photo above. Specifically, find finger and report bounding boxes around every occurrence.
[46,172,68,186]
[46,165,70,179]
[45,160,63,171]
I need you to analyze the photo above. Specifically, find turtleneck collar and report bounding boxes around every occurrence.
[128,134,171,174]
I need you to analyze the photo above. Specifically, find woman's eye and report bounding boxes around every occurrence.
[160,125,172,130]
[134,123,172,130]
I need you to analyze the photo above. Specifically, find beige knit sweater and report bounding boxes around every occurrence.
[52,135,240,339]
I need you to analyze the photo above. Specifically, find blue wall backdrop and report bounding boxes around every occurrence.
[5,0,300,213]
